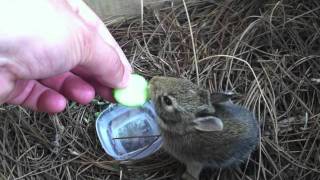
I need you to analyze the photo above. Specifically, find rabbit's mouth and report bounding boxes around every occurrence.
[159,114,178,125]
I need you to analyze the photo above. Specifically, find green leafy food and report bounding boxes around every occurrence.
[113,74,149,107]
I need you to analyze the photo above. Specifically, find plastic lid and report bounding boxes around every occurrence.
[96,101,162,160]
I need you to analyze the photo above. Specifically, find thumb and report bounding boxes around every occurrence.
[67,0,132,87]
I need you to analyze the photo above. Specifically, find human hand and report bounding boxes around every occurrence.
[0,0,132,113]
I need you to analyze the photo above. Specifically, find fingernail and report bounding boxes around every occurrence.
[38,90,67,113]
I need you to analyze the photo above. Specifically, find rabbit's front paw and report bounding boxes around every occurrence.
[181,172,197,180]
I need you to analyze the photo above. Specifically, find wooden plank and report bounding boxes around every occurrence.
[84,0,197,19]
[84,0,169,19]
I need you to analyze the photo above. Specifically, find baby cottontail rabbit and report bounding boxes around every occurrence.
[148,76,259,180]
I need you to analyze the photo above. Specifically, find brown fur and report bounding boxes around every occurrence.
[149,76,259,180]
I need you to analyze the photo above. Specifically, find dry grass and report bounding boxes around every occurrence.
[1,0,320,179]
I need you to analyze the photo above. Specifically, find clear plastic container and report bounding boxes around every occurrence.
[96,101,162,160]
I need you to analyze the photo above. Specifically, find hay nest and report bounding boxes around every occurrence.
[1,0,320,179]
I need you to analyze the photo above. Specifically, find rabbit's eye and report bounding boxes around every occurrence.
[162,96,172,106]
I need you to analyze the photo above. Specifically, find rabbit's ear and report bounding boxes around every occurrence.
[193,116,223,132]
[210,92,235,104]
[198,89,211,105]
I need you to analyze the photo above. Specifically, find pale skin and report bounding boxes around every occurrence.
[0,0,132,113]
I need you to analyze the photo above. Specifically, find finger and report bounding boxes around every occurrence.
[66,0,132,88]
[6,80,67,113]
[40,72,95,105]
[88,80,115,102]
[68,67,116,102]
[0,70,15,104]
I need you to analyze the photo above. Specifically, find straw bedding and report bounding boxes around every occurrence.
[1,0,320,179]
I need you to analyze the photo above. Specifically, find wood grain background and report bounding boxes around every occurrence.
[84,0,170,19]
